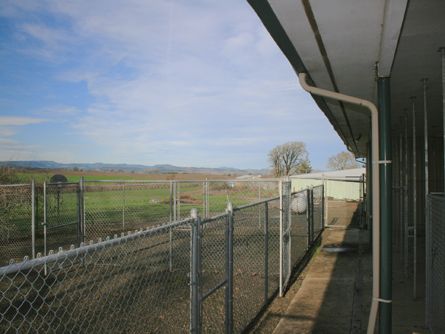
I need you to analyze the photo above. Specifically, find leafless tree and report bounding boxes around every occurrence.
[326,151,359,170]
[269,141,311,176]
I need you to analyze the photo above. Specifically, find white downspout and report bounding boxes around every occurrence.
[298,73,380,334]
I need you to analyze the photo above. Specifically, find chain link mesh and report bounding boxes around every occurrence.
[206,181,279,217]
[312,185,324,238]
[45,183,81,254]
[200,215,227,333]
[291,190,309,267]
[1,181,324,334]
[0,219,193,333]
[427,194,445,333]
[84,181,172,240]
[0,184,33,265]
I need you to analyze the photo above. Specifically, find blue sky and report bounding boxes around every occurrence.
[0,0,345,170]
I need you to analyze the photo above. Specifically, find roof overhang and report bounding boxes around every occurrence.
[248,0,445,156]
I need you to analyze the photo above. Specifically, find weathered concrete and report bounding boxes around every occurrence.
[273,202,371,334]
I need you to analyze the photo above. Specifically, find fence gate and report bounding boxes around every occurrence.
[426,194,445,333]
[279,180,292,296]
[44,182,82,254]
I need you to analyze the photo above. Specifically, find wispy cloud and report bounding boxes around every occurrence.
[0,0,345,169]
[0,116,45,126]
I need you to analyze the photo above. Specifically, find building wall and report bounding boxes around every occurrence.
[291,178,363,201]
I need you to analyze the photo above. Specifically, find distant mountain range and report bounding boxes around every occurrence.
[0,160,269,175]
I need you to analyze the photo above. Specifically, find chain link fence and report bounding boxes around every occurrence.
[426,193,445,334]
[0,179,279,265]
[0,181,324,333]
[0,183,34,265]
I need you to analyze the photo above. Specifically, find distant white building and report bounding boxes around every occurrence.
[290,168,366,201]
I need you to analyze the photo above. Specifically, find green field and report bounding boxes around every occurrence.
[0,179,279,264]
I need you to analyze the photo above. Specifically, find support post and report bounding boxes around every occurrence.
[378,77,392,334]
[441,47,445,192]
[411,97,417,299]
[225,203,233,334]
[264,201,269,303]
[190,208,201,334]
[31,179,35,258]
[278,180,283,296]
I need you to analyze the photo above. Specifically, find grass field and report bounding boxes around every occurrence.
[0,179,280,265]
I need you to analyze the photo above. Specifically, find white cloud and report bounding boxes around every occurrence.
[0,116,45,126]
[0,0,345,168]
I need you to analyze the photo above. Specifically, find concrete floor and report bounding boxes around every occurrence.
[269,200,429,334]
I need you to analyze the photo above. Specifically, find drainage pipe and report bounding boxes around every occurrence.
[298,73,381,334]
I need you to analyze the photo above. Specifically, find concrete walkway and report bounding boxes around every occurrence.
[273,207,371,334]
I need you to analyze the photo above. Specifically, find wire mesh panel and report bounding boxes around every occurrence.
[84,181,172,240]
[176,181,205,220]
[232,202,268,332]
[206,181,279,217]
[280,181,292,295]
[267,198,281,299]
[200,214,228,333]
[290,190,309,267]
[427,194,445,334]
[45,182,81,254]
[0,219,193,334]
[312,185,324,238]
[0,184,33,265]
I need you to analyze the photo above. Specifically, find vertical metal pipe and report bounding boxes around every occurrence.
[121,183,126,231]
[178,182,181,220]
[43,181,47,256]
[441,47,445,192]
[170,181,173,223]
[411,97,417,299]
[323,175,328,226]
[79,177,85,242]
[43,181,47,276]
[190,208,201,333]
[422,77,430,326]
[31,179,35,259]
[173,181,177,221]
[82,178,86,239]
[169,227,173,272]
[404,113,409,277]
[264,201,269,303]
[378,78,392,334]
[306,188,311,249]
[225,203,233,334]
[278,180,283,296]
[399,133,404,256]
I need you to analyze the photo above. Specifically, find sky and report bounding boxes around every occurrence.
[0,0,346,170]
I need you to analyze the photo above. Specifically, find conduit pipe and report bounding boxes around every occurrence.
[298,73,381,334]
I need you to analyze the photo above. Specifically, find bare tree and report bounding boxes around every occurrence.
[269,141,311,176]
[327,151,359,170]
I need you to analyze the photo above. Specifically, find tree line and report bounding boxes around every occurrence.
[269,141,359,177]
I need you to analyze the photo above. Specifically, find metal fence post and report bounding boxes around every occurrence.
[190,208,201,334]
[321,184,325,230]
[306,188,312,247]
[264,201,269,303]
[170,181,174,223]
[225,202,233,334]
[279,179,283,295]
[31,179,36,259]
[122,183,126,231]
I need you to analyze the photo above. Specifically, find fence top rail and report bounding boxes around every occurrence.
[0,183,31,187]
[292,177,363,183]
[0,217,194,276]
[46,182,80,186]
[233,196,280,211]
[84,179,281,184]
[201,212,229,224]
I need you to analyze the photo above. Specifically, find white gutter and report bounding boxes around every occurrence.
[298,73,380,334]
